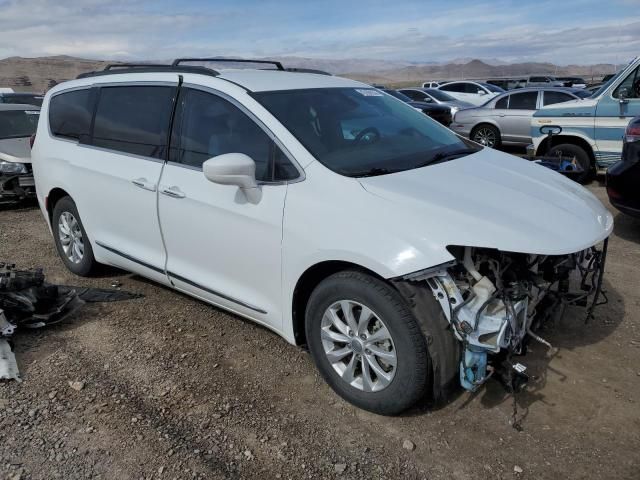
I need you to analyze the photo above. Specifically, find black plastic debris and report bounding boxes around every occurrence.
[0,263,143,381]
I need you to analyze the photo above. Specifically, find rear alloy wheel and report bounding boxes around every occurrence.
[472,124,501,148]
[52,196,99,276]
[306,270,430,415]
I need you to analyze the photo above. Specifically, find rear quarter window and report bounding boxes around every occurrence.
[49,89,94,142]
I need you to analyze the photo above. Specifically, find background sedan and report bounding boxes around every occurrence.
[397,88,474,117]
[450,87,590,148]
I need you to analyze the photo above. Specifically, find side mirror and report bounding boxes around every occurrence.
[203,153,261,203]
[618,87,629,104]
[478,90,487,95]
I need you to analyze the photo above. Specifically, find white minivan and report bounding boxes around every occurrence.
[32,59,612,415]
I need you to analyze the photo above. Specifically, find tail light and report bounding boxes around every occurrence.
[625,119,640,143]
[29,133,36,149]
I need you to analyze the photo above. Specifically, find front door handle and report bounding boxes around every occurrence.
[132,177,156,192]
[160,186,186,199]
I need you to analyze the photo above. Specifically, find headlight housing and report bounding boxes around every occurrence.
[0,161,28,174]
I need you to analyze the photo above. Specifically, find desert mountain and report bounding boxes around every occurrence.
[0,55,616,92]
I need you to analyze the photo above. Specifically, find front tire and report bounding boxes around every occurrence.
[471,124,501,148]
[547,143,593,183]
[52,196,98,276]
[305,270,430,415]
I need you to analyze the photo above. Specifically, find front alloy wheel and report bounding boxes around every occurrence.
[321,300,397,392]
[306,270,430,415]
[472,125,500,148]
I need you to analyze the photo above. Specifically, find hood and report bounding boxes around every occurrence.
[0,137,31,164]
[408,101,449,112]
[358,148,612,257]
[534,97,597,118]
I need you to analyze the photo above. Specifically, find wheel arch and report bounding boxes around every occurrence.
[470,122,501,141]
[537,134,596,166]
[46,187,71,225]
[291,260,386,346]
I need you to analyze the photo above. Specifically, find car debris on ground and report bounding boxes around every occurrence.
[0,262,142,381]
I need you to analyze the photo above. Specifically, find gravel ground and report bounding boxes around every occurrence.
[1,182,639,480]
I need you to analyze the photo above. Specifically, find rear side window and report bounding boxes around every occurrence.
[543,91,574,106]
[508,92,538,110]
[440,83,464,93]
[169,88,298,182]
[495,96,508,109]
[49,89,94,142]
[92,86,175,159]
[464,83,481,94]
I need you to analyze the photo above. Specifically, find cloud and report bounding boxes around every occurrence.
[0,0,636,64]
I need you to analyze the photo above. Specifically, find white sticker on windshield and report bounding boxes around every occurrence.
[25,111,39,115]
[356,89,383,97]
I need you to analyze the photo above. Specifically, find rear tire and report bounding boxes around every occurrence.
[471,124,501,149]
[547,143,593,183]
[52,196,98,276]
[305,270,430,415]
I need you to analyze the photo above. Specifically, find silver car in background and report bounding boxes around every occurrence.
[450,87,591,148]
[397,88,474,117]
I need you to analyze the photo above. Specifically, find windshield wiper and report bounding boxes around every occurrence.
[346,167,394,178]
[416,148,479,168]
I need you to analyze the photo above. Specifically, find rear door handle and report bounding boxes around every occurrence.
[160,186,186,199]
[131,177,156,192]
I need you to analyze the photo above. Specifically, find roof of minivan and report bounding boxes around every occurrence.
[214,69,365,92]
[67,67,367,93]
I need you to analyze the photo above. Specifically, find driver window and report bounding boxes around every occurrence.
[614,65,640,99]
[170,88,298,182]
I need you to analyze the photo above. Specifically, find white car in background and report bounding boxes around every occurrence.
[31,59,612,415]
[421,81,441,88]
[437,81,505,106]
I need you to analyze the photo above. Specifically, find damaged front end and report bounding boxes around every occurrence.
[0,166,36,204]
[399,241,608,394]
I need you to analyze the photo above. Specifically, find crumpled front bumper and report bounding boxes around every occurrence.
[0,172,35,202]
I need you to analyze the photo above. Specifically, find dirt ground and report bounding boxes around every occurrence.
[1,181,638,480]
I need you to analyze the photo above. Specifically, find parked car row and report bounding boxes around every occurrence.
[0,104,39,202]
[0,91,44,106]
[449,87,591,149]
[1,58,609,416]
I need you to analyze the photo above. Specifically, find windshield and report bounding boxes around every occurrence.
[590,69,625,97]
[0,109,40,139]
[424,89,455,101]
[382,89,411,102]
[254,88,479,177]
[480,83,505,93]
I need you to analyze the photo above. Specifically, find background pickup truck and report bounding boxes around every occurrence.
[530,56,640,176]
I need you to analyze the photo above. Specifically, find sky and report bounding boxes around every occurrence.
[0,0,638,65]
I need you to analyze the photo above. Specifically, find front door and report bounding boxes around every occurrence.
[595,62,640,167]
[158,86,300,330]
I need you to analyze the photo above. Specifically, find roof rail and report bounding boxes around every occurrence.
[284,67,332,76]
[172,58,284,71]
[76,64,220,79]
[103,63,173,70]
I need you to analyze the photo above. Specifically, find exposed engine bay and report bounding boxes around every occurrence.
[402,241,608,393]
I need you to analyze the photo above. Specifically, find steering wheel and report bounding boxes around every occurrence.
[354,127,381,145]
